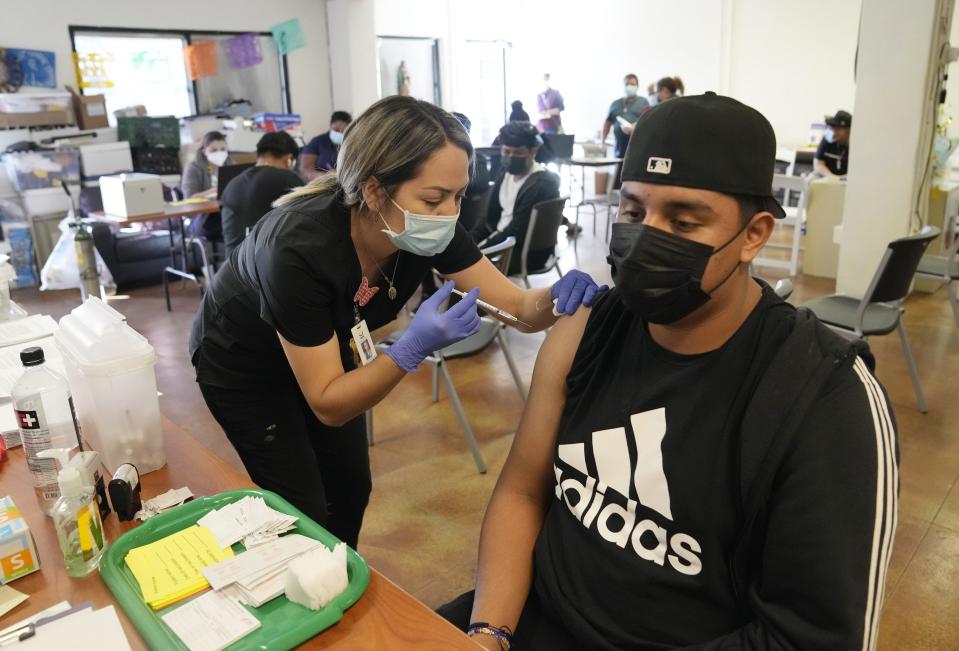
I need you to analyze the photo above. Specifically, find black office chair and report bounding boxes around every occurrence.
[800,226,940,413]
[517,197,568,288]
[915,212,959,327]
[458,185,493,233]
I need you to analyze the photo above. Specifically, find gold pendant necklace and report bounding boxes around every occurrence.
[356,231,400,301]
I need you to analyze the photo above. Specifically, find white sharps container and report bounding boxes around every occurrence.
[54,297,165,474]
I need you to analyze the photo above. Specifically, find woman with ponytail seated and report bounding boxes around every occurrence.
[188,96,606,548]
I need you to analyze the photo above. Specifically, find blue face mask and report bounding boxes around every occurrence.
[379,197,459,257]
[647,93,658,107]
[824,128,835,144]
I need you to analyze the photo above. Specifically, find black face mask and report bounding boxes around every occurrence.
[607,222,746,324]
[506,155,530,175]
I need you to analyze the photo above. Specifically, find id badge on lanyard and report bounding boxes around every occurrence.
[349,301,377,368]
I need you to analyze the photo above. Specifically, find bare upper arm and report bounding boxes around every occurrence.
[497,307,591,502]
[278,331,344,406]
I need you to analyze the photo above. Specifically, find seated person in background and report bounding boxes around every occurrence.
[603,73,649,157]
[220,132,304,257]
[473,122,560,275]
[509,100,530,122]
[815,110,852,177]
[299,110,352,180]
[443,93,897,651]
[182,131,232,199]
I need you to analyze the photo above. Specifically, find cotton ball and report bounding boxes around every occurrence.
[285,543,349,610]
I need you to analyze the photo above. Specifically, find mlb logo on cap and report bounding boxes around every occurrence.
[647,157,672,175]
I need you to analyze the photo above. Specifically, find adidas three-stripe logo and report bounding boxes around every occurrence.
[554,407,703,576]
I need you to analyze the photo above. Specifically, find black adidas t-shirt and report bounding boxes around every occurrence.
[532,282,794,649]
[189,190,483,388]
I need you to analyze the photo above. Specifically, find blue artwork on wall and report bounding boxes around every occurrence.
[6,48,56,88]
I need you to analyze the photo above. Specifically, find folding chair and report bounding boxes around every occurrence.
[518,197,567,288]
[801,227,940,412]
[915,211,959,327]
[753,173,809,277]
[366,238,526,473]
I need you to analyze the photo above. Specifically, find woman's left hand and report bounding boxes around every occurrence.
[551,270,608,315]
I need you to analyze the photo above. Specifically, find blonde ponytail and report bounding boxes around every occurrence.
[274,170,340,207]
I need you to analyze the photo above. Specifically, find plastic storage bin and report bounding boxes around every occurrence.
[0,92,72,114]
[80,141,133,178]
[3,149,81,191]
[54,297,165,474]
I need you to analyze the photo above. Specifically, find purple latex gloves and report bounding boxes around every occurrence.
[386,281,481,372]
[550,270,608,315]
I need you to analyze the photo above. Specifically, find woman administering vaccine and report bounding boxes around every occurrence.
[189,96,605,548]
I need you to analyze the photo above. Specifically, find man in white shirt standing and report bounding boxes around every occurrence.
[475,122,561,274]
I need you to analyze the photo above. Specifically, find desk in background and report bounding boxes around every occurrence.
[1,417,478,650]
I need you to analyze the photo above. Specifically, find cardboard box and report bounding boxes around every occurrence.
[100,173,164,217]
[0,109,74,129]
[0,496,41,582]
[67,86,109,130]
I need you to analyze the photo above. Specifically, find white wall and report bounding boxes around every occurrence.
[328,0,379,117]
[837,0,947,296]
[724,0,861,148]
[370,0,859,149]
[0,1,332,138]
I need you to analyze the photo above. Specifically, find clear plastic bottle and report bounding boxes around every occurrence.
[12,346,82,515]
[48,463,107,577]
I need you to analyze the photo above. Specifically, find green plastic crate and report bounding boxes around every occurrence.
[99,488,370,650]
[117,116,181,148]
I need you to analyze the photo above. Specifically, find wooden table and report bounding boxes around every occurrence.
[0,417,478,650]
[92,201,221,311]
[91,200,222,228]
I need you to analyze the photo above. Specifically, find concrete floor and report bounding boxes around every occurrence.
[14,210,959,649]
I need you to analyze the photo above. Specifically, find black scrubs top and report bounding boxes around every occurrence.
[189,190,483,389]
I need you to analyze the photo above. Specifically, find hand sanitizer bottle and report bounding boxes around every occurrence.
[38,448,108,576]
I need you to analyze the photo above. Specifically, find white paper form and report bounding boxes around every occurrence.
[0,335,66,397]
[18,605,132,651]
[202,534,321,591]
[0,315,57,348]
[162,590,260,651]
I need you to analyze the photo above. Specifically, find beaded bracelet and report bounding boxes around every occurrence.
[467,622,514,650]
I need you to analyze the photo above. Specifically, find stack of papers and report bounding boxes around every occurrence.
[125,526,234,610]
[202,534,322,607]
[0,602,132,651]
[162,590,260,651]
[197,496,298,549]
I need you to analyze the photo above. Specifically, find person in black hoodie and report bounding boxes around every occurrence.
[474,121,561,275]
[442,93,899,651]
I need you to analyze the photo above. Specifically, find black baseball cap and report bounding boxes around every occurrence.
[621,92,786,219]
[825,110,852,128]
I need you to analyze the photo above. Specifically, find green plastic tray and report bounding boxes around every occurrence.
[99,488,371,650]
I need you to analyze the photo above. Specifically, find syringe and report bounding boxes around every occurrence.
[451,288,531,328]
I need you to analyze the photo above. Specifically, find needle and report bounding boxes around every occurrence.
[451,288,532,328]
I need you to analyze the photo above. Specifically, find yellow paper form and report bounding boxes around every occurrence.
[125,525,234,610]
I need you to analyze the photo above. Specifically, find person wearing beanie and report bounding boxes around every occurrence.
[473,121,561,274]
